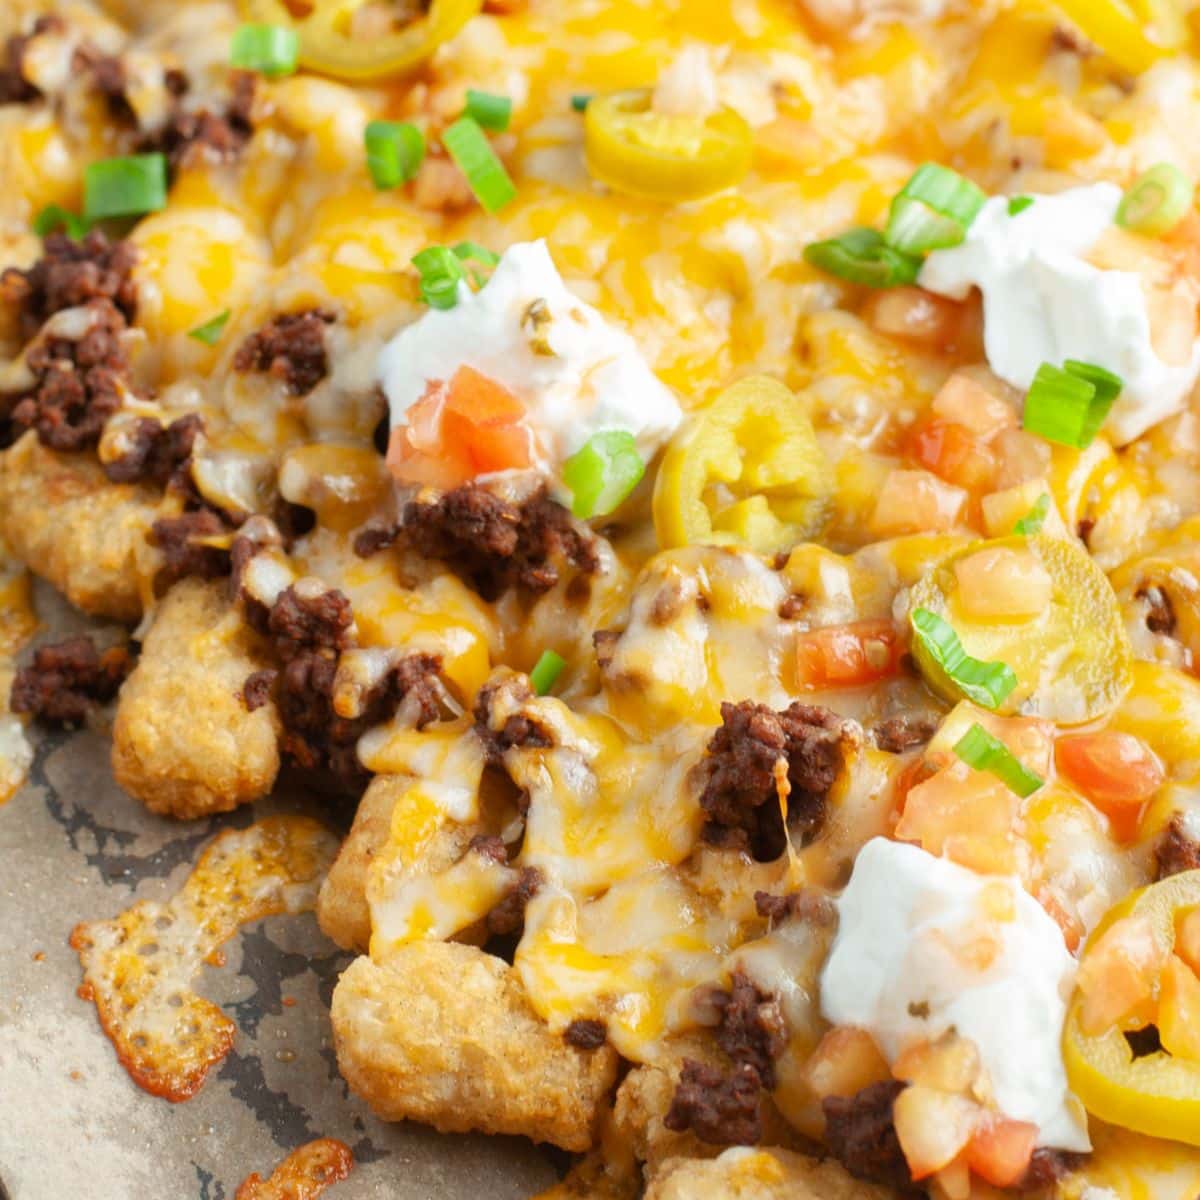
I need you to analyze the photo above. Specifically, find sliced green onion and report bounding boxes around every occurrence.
[1116,163,1192,237]
[1023,360,1123,449]
[230,23,299,77]
[441,116,517,213]
[83,153,168,221]
[32,205,89,239]
[562,430,645,519]
[910,607,1018,710]
[364,120,425,189]
[803,228,922,289]
[188,310,231,346]
[452,240,501,286]
[953,722,1044,798]
[571,94,592,112]
[529,649,566,696]
[465,89,512,132]
[885,163,987,255]
[1007,195,1034,217]
[411,245,468,310]
[1012,493,1051,536]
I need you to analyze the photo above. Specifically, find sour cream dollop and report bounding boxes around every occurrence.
[377,240,683,469]
[920,184,1200,445]
[820,837,1090,1151]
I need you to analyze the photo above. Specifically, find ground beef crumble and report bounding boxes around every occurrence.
[0,16,63,105]
[1,230,137,341]
[870,713,940,754]
[709,971,787,1090]
[472,676,554,764]
[138,71,256,173]
[10,635,132,727]
[822,1080,914,1191]
[233,309,336,396]
[697,700,849,861]
[664,1059,764,1147]
[564,1018,607,1050]
[104,413,203,486]
[243,581,442,788]
[1137,585,1177,637]
[3,298,134,453]
[753,888,836,926]
[1155,813,1200,879]
[151,509,233,587]
[485,865,543,937]
[397,483,599,601]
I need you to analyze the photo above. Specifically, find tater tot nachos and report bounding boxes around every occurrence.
[10,0,1200,1196]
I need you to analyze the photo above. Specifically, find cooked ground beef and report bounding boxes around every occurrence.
[663,1059,764,1147]
[822,1081,914,1191]
[467,833,508,864]
[275,650,442,788]
[709,970,787,1090]
[4,298,130,452]
[486,865,543,937]
[103,413,203,486]
[1137,585,1177,637]
[75,44,134,122]
[473,676,554,764]
[151,509,233,587]
[241,669,276,712]
[753,888,836,926]
[352,520,399,559]
[1019,1148,1086,1192]
[0,16,62,105]
[138,71,256,173]
[564,1018,607,1050]
[251,585,354,661]
[870,713,940,754]
[697,699,848,861]
[10,635,132,727]
[402,483,599,601]
[233,308,336,396]
[1,230,138,341]
[1154,813,1200,880]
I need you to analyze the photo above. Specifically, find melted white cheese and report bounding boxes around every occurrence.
[920,185,1200,445]
[820,838,1090,1152]
[377,240,683,469]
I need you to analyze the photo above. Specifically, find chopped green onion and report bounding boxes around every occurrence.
[529,649,566,696]
[441,116,517,213]
[571,93,592,112]
[188,310,231,346]
[83,153,168,221]
[1022,360,1123,449]
[885,163,987,255]
[32,205,89,239]
[910,607,1018,710]
[1116,162,1192,237]
[465,89,512,132]
[411,245,468,310]
[1012,493,1051,536]
[562,430,645,519]
[452,240,501,286]
[364,120,425,189]
[953,722,1044,798]
[230,23,299,77]
[1007,195,1034,217]
[803,228,922,289]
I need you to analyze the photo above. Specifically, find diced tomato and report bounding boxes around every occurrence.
[1176,907,1200,977]
[1075,914,1167,1036]
[1158,954,1200,1063]
[1056,731,1165,843]
[892,1086,979,1180]
[387,366,534,489]
[794,619,903,690]
[1037,885,1085,953]
[896,761,1020,877]
[965,1118,1039,1188]
[908,417,997,492]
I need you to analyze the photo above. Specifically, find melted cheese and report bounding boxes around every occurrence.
[234,1139,354,1200]
[70,817,338,1100]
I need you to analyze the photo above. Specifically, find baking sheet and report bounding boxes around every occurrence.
[0,585,556,1200]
